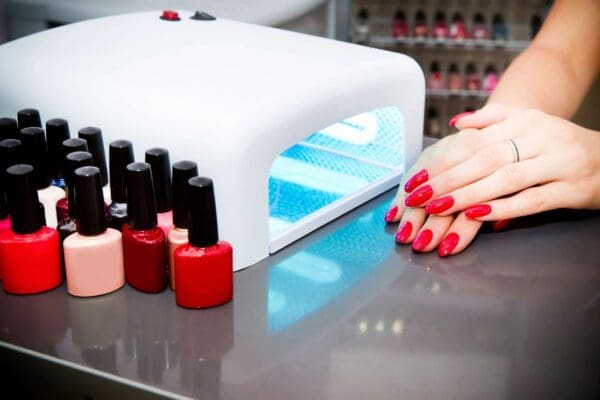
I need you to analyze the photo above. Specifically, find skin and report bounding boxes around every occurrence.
[388,0,600,255]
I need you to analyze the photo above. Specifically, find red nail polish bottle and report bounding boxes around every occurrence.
[108,140,134,231]
[123,162,167,293]
[175,177,233,309]
[0,164,62,294]
[145,148,173,236]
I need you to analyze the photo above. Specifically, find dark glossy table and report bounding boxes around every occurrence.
[1,190,599,400]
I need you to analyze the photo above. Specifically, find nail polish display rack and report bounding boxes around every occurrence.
[350,0,551,138]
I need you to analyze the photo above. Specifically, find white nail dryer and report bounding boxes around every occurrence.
[0,11,424,271]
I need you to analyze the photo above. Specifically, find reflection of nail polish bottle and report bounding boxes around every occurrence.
[392,10,408,39]
[531,14,542,39]
[472,13,487,40]
[167,161,198,290]
[21,127,65,228]
[413,10,428,39]
[0,164,62,294]
[17,108,42,129]
[425,108,441,138]
[175,177,233,308]
[432,11,448,40]
[46,118,71,189]
[354,8,370,44]
[108,140,134,231]
[64,166,124,297]
[427,61,444,90]
[465,63,481,91]
[123,162,167,293]
[491,14,508,42]
[483,64,499,93]
[447,63,462,91]
[0,117,19,140]
[145,148,172,236]
[78,127,111,203]
[449,13,467,41]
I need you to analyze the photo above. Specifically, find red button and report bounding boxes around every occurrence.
[161,10,180,21]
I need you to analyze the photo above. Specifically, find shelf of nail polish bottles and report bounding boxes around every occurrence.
[368,36,529,52]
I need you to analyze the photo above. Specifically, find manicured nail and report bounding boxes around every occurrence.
[404,169,429,193]
[412,229,433,251]
[492,219,511,232]
[384,206,399,223]
[438,232,460,257]
[465,204,492,219]
[405,185,433,207]
[448,111,475,127]
[395,221,413,243]
[425,196,454,214]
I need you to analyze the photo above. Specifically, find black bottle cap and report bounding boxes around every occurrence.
[473,13,485,24]
[74,166,107,235]
[46,118,71,180]
[485,64,497,74]
[188,177,219,247]
[79,127,108,187]
[394,10,405,20]
[415,10,426,22]
[145,148,172,213]
[434,11,446,22]
[6,164,44,233]
[452,12,463,22]
[466,63,477,74]
[493,14,504,24]
[357,8,368,21]
[65,151,93,215]
[427,107,439,119]
[448,63,459,73]
[21,127,51,189]
[126,162,157,230]
[0,139,24,176]
[0,118,19,141]
[109,140,134,203]
[17,108,42,129]
[62,137,88,156]
[430,61,440,72]
[172,160,198,228]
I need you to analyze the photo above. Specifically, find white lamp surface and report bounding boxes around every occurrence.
[0,11,424,270]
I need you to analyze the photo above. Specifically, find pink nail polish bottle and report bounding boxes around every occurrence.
[145,148,172,236]
[63,166,124,297]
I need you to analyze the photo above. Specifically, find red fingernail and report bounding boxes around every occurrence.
[465,204,492,219]
[412,229,433,252]
[404,185,433,207]
[448,111,475,127]
[492,219,511,232]
[404,169,429,193]
[384,206,399,223]
[438,232,460,257]
[395,221,413,243]
[425,196,454,214]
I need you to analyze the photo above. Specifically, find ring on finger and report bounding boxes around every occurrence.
[506,138,520,163]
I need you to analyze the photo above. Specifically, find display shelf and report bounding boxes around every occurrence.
[426,89,489,99]
[366,35,529,52]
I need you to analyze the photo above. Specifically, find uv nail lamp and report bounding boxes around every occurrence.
[0,11,424,271]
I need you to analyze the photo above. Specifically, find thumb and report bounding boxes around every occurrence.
[452,103,514,130]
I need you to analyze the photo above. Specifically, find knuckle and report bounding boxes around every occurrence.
[500,164,527,191]
[523,189,545,212]
[477,145,505,170]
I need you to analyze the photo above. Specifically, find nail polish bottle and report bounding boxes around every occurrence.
[354,8,370,44]
[123,162,167,293]
[427,61,444,90]
[392,10,408,39]
[63,166,124,297]
[167,160,198,290]
[145,148,172,236]
[491,14,508,43]
[472,13,487,40]
[0,117,19,140]
[56,138,89,221]
[483,64,499,93]
[432,11,448,40]
[0,164,62,294]
[79,127,111,203]
[425,107,441,138]
[531,14,542,39]
[449,13,467,41]
[465,63,481,92]
[17,108,42,129]
[413,10,428,40]
[108,140,134,231]
[447,63,462,92]
[0,139,24,259]
[174,177,233,308]
[21,127,65,228]
[46,118,71,189]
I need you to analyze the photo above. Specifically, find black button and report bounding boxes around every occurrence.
[191,11,216,21]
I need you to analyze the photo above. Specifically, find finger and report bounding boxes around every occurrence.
[411,214,454,253]
[419,135,544,207]
[464,182,568,221]
[394,207,427,244]
[453,103,515,130]
[438,213,483,256]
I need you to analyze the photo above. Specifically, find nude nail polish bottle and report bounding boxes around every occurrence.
[0,117,19,140]
[0,164,62,294]
[63,166,124,297]
[174,177,233,308]
[56,138,89,221]
[108,140,134,231]
[79,127,111,203]
[17,108,42,129]
[21,127,65,228]
[167,161,198,290]
[145,148,173,236]
[46,118,71,189]
[123,162,167,293]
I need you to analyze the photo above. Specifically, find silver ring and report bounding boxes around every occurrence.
[507,138,520,163]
